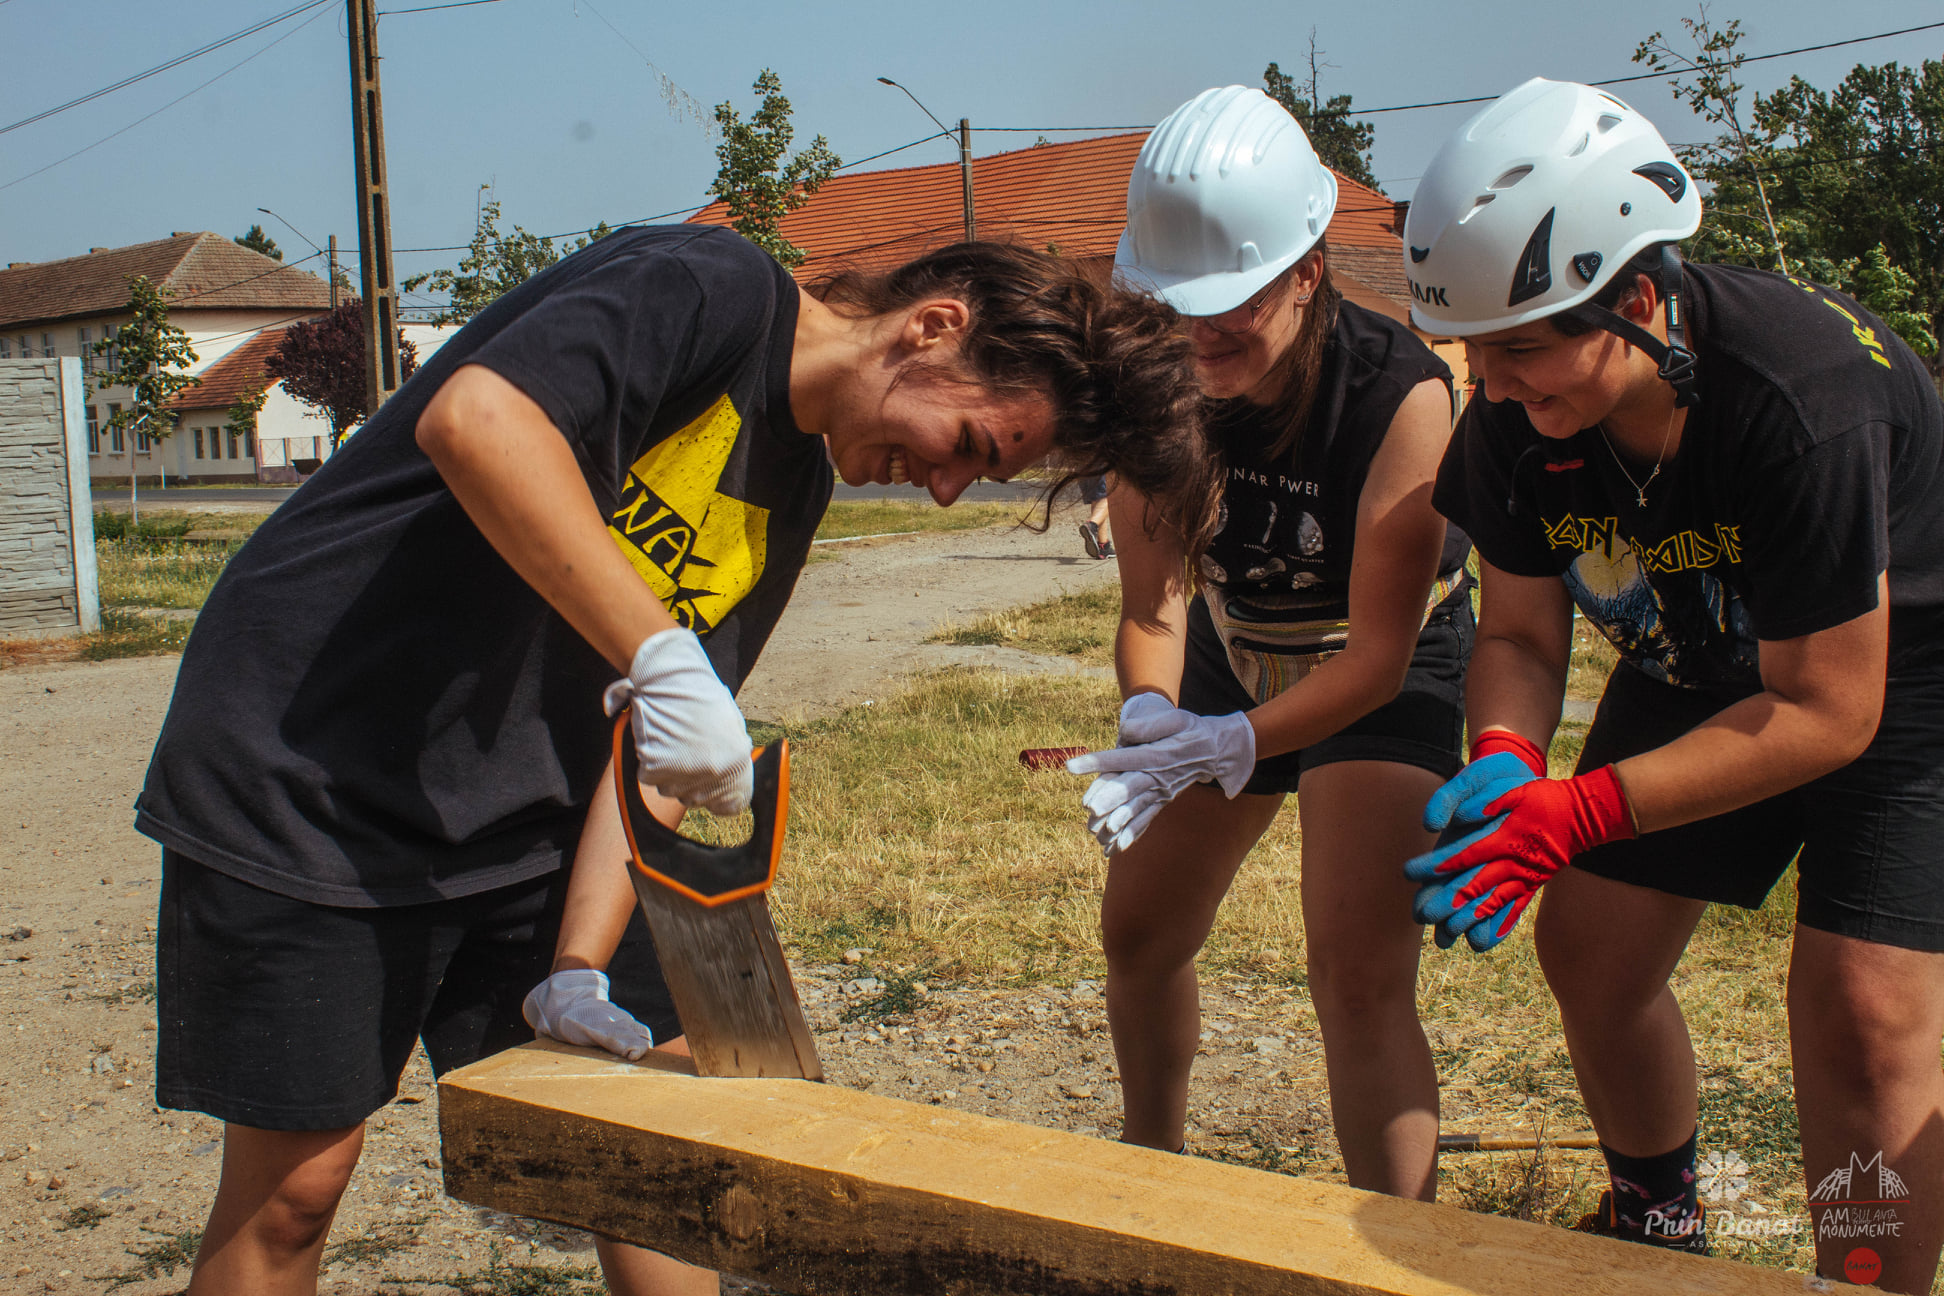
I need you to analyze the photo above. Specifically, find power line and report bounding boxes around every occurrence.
[838,131,953,172]
[378,0,501,13]
[0,6,336,193]
[0,0,333,137]
[981,17,1944,132]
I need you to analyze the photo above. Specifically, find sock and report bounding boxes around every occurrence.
[1601,1128,1703,1243]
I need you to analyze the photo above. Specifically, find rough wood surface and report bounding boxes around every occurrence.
[441,1043,1854,1296]
[628,878,822,1080]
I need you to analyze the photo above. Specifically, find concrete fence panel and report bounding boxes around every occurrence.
[0,357,99,638]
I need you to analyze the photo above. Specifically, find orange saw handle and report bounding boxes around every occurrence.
[611,713,790,908]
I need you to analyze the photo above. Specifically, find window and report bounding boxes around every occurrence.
[137,431,151,453]
[227,429,238,460]
[194,427,205,459]
[77,327,92,373]
[0,337,9,358]
[16,336,28,358]
[40,333,54,358]
[246,429,257,460]
[87,405,99,454]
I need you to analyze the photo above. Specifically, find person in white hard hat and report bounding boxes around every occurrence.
[1409,78,1944,1287]
[1068,85,1472,1199]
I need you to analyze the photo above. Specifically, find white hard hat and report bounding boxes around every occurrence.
[1116,86,1338,317]
[1402,77,1701,336]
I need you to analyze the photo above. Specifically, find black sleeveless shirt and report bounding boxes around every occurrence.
[1199,300,1467,616]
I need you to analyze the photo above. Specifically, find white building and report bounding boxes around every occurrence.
[0,231,333,483]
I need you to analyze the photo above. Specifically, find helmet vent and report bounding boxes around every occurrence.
[1567,131,1591,158]
[1596,113,1623,134]
[1507,207,1556,307]
[1458,193,1496,225]
[1632,160,1689,202]
[1489,166,1533,191]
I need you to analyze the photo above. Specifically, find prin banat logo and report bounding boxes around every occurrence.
[1664,1150,1803,1240]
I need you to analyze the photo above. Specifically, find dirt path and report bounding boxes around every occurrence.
[0,521,1145,1295]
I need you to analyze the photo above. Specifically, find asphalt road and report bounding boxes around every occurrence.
[93,479,1046,512]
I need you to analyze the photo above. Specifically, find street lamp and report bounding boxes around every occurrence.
[258,206,339,309]
[876,77,976,242]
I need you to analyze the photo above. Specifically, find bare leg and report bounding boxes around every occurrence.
[1089,494,1113,550]
[187,1123,365,1296]
[1789,927,1944,1294]
[1296,760,1443,1198]
[1102,783,1284,1149]
[594,1033,720,1295]
[1534,867,1707,1157]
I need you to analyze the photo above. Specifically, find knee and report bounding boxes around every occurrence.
[1101,905,1201,980]
[256,1156,355,1251]
[1306,940,1417,1021]
[1791,976,1941,1095]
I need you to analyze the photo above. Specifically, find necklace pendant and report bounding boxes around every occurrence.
[1635,488,1649,508]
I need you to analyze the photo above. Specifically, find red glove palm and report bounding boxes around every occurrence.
[1410,764,1636,949]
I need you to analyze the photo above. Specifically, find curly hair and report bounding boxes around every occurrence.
[814,243,1214,552]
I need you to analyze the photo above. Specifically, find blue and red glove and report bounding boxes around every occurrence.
[1405,731,1636,951]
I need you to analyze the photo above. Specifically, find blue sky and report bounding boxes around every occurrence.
[4,0,1940,311]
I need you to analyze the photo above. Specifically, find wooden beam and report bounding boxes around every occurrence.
[441,1043,1853,1296]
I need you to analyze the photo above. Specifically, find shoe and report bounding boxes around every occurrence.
[1078,521,1103,559]
[1099,541,1115,559]
[1573,1192,1710,1255]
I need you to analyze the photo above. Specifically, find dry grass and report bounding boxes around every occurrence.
[815,499,1031,542]
[774,577,1815,1274]
[94,509,269,611]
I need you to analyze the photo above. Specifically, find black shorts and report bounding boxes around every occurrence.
[1079,474,1111,505]
[156,850,680,1130]
[1178,591,1472,796]
[1572,664,1944,952]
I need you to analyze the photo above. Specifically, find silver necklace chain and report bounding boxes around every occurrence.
[1598,410,1681,509]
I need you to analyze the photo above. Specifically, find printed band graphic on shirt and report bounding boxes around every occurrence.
[607,395,769,634]
[1545,513,1758,688]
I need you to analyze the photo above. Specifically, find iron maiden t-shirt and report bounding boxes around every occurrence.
[136,226,831,905]
[1436,262,1944,695]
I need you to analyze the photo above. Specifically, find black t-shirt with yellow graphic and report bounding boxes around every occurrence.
[1436,262,1944,696]
[137,226,830,906]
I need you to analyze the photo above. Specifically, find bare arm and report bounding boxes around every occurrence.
[1465,558,1575,753]
[552,756,684,973]
[415,363,679,670]
[1248,379,1456,758]
[1107,480,1190,704]
[1616,577,1887,832]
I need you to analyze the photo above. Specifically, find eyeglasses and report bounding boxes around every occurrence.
[1195,283,1277,335]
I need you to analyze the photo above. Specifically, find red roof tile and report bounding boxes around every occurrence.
[0,232,333,330]
[689,132,1410,307]
[169,327,288,413]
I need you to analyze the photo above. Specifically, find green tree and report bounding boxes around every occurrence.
[1634,8,1789,272]
[402,191,612,325]
[93,276,200,518]
[225,381,271,453]
[234,224,282,261]
[708,69,840,269]
[1263,32,1380,193]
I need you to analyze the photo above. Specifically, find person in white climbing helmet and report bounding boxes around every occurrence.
[1408,78,1944,1288]
[1068,85,1473,1200]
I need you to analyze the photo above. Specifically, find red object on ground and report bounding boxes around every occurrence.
[1019,746,1088,772]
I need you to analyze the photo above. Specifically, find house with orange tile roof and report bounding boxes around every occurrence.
[689,132,1470,389]
[0,232,334,482]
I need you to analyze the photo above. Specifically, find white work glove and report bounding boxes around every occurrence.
[522,969,654,1060]
[1116,691,1197,746]
[1066,707,1256,856]
[603,627,753,817]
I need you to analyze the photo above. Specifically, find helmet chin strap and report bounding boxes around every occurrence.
[1561,245,1701,408]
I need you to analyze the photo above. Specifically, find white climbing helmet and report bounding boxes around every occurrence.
[1402,77,1701,336]
[1116,86,1338,317]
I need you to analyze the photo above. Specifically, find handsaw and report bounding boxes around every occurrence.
[611,717,823,1080]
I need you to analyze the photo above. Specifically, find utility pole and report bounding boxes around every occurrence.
[327,234,339,311]
[347,0,401,416]
[958,119,976,242]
